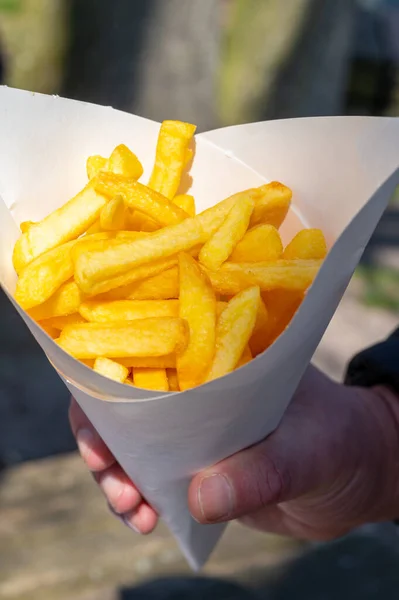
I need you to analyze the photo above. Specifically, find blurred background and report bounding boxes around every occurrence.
[0,0,398,598]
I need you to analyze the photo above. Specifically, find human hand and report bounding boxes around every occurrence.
[69,366,399,539]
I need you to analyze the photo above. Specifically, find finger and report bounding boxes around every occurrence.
[123,502,159,535]
[189,368,343,523]
[69,397,115,471]
[238,505,293,537]
[95,463,142,514]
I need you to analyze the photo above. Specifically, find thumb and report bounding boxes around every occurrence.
[188,369,349,524]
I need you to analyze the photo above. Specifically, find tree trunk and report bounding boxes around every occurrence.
[62,0,221,131]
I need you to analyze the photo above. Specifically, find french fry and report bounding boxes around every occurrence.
[204,260,321,295]
[85,220,103,235]
[115,230,149,240]
[249,297,270,356]
[74,218,204,293]
[87,155,107,179]
[15,240,76,309]
[80,359,95,368]
[283,228,327,260]
[197,189,255,237]
[148,120,196,200]
[199,194,254,271]
[81,256,178,297]
[167,369,180,391]
[27,281,84,321]
[106,266,179,301]
[116,355,176,369]
[39,322,59,339]
[95,172,190,227]
[230,224,283,262]
[42,313,86,330]
[177,254,216,390]
[20,220,36,233]
[237,345,252,368]
[205,286,260,382]
[133,367,169,392]
[174,194,196,217]
[79,299,179,323]
[108,144,143,180]
[126,210,160,233]
[100,195,128,231]
[13,181,108,273]
[57,317,189,359]
[184,148,194,167]
[94,357,129,383]
[264,290,304,342]
[250,182,292,228]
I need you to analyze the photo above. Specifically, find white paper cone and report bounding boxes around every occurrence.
[0,87,398,568]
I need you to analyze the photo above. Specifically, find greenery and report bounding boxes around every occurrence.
[0,0,21,12]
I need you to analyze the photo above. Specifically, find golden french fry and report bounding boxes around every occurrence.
[80,359,95,368]
[85,220,103,235]
[250,182,292,228]
[204,260,321,295]
[148,120,196,200]
[95,172,189,227]
[74,218,204,293]
[197,189,255,237]
[126,210,160,233]
[57,317,189,359]
[177,254,216,390]
[94,357,129,383]
[116,355,176,369]
[12,181,108,273]
[249,297,269,356]
[167,369,180,391]
[80,299,179,323]
[283,228,327,260]
[237,345,252,368]
[87,155,108,179]
[115,230,149,240]
[230,224,283,262]
[15,240,76,309]
[28,281,84,321]
[173,194,195,217]
[82,257,177,297]
[42,313,86,330]
[262,289,304,345]
[100,195,127,231]
[199,194,254,271]
[105,266,180,301]
[20,220,36,233]
[205,286,260,382]
[133,367,169,392]
[184,148,194,167]
[108,144,143,180]
[39,322,59,339]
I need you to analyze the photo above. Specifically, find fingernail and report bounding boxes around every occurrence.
[100,472,124,507]
[123,513,141,534]
[197,473,234,522]
[76,428,94,460]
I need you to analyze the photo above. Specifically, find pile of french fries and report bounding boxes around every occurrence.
[12,120,327,392]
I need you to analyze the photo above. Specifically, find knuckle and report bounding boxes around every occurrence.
[252,450,291,507]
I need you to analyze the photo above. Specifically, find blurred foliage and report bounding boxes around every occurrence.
[0,0,22,12]
[0,0,67,92]
[356,265,399,312]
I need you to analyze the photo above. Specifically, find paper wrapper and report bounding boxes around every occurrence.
[0,87,398,568]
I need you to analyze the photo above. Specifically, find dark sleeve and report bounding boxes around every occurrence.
[345,328,399,526]
[345,328,399,394]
